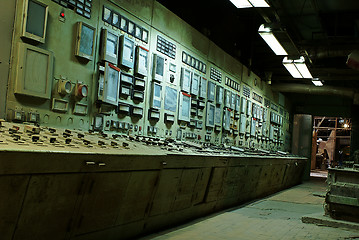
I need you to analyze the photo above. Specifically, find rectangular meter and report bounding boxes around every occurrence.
[250,118,256,137]
[153,54,165,82]
[135,25,142,40]
[207,81,215,102]
[151,82,162,109]
[191,73,200,96]
[216,86,224,106]
[120,16,128,32]
[164,86,178,112]
[224,89,231,108]
[180,68,192,93]
[22,0,49,44]
[206,102,215,127]
[112,11,120,28]
[75,22,95,61]
[240,97,247,114]
[247,100,252,116]
[135,46,149,76]
[134,77,145,90]
[98,63,120,106]
[269,125,274,140]
[215,107,222,126]
[119,35,135,69]
[131,106,143,118]
[132,90,144,102]
[100,29,119,64]
[120,72,133,85]
[231,92,236,110]
[239,114,246,134]
[199,77,207,99]
[128,21,135,36]
[223,108,231,131]
[178,92,191,122]
[258,107,263,122]
[235,94,240,112]
[252,103,257,119]
[263,108,267,122]
[102,6,112,24]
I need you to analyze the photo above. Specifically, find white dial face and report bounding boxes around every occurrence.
[81,85,88,97]
[65,81,72,94]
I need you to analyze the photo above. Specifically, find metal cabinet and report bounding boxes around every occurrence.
[72,172,132,236]
[13,174,85,240]
[0,175,29,240]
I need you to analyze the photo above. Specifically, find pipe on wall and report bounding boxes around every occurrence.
[271,83,356,99]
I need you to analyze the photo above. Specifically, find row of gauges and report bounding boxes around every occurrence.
[270,103,279,112]
[242,85,251,98]
[52,0,92,19]
[252,92,263,104]
[97,63,146,106]
[103,6,149,43]
[182,52,207,74]
[225,76,241,92]
[210,67,222,83]
[157,35,176,59]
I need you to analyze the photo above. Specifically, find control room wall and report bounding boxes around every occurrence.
[0,0,16,119]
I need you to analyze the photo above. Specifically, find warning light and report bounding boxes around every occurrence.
[60,12,65,18]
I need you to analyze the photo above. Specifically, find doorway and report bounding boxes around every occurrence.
[311,117,351,177]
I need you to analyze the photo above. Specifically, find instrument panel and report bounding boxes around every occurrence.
[5,0,290,152]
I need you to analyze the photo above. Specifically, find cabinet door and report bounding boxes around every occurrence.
[172,169,200,211]
[0,175,29,240]
[13,174,84,240]
[116,171,159,225]
[149,169,182,216]
[73,172,131,236]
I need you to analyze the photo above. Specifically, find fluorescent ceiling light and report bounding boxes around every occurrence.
[282,56,313,79]
[229,0,252,8]
[312,78,323,86]
[229,0,270,8]
[259,24,288,55]
[283,57,302,78]
[250,0,270,7]
[294,57,313,79]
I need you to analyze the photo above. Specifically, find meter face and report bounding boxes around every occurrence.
[120,16,128,32]
[164,87,177,112]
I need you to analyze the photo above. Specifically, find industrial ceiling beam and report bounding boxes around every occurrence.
[271,83,356,98]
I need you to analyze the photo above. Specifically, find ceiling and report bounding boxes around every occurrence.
[156,0,359,100]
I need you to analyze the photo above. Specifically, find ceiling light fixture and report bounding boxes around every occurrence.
[282,56,313,79]
[229,0,270,8]
[258,24,288,55]
[312,78,323,86]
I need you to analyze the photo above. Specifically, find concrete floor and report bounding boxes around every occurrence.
[140,177,359,240]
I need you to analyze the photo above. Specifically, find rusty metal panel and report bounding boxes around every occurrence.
[205,167,227,202]
[149,169,182,216]
[116,171,159,225]
[191,168,212,205]
[0,175,29,240]
[73,172,131,236]
[13,174,85,240]
[171,169,200,211]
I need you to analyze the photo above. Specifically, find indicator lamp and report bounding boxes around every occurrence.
[60,12,65,18]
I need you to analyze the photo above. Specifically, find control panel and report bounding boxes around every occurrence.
[4,0,290,152]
